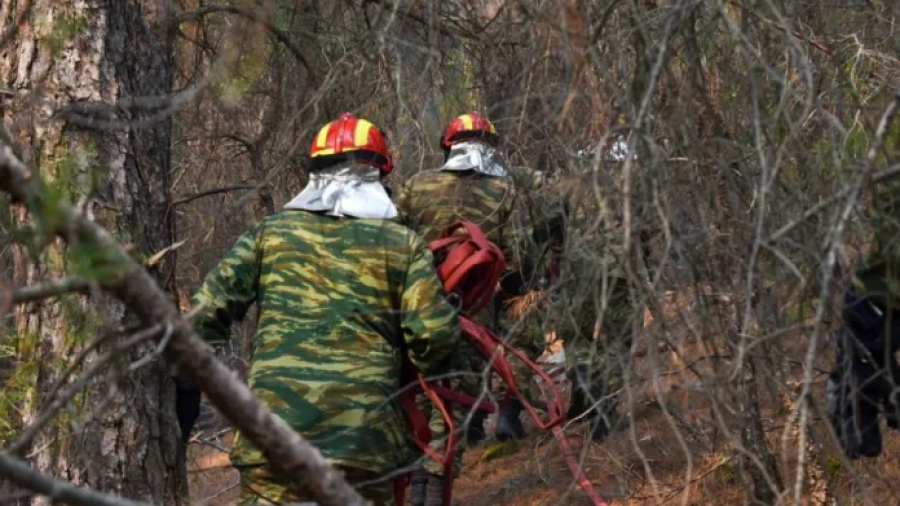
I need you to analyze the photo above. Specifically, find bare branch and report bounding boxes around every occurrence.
[3,277,93,305]
[172,184,260,206]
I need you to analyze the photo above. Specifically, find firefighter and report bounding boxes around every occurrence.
[183,112,463,505]
[828,166,900,459]
[396,111,549,504]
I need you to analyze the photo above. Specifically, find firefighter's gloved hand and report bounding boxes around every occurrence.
[174,373,202,446]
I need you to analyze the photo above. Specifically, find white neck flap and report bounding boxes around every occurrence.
[439,141,508,177]
[284,162,398,219]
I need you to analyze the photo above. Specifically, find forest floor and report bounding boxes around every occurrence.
[186,288,900,505]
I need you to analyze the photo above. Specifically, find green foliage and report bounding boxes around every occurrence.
[713,457,736,483]
[883,117,900,159]
[9,137,104,262]
[37,11,88,57]
[59,296,96,348]
[844,124,870,162]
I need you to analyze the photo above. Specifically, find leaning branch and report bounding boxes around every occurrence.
[0,143,367,505]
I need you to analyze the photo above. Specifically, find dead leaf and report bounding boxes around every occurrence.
[145,239,187,267]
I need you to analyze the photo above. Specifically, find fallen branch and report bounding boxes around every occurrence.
[0,141,367,505]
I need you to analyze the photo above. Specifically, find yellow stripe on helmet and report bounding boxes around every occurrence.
[315,122,332,150]
[460,114,474,130]
[355,119,374,148]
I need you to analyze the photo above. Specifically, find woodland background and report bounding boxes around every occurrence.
[1,0,900,505]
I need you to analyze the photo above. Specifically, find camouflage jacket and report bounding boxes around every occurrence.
[396,168,549,275]
[542,168,649,281]
[397,169,515,247]
[190,209,462,474]
[853,178,900,309]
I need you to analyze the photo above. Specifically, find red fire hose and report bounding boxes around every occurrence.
[396,316,608,506]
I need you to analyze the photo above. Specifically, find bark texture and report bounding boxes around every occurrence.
[0,1,185,504]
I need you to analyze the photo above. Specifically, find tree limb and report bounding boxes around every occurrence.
[172,183,259,206]
[6,277,93,304]
[0,141,367,505]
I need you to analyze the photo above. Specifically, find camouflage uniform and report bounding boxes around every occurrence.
[542,172,639,440]
[829,176,900,459]
[191,209,462,504]
[851,177,900,305]
[396,167,547,472]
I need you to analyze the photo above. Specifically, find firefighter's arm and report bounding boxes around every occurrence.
[190,223,263,348]
[176,223,263,444]
[399,236,463,376]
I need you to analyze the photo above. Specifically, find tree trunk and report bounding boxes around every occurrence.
[0,1,185,504]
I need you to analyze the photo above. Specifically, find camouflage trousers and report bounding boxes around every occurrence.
[420,339,485,477]
[499,297,553,406]
[552,276,635,421]
[419,302,546,477]
[237,463,395,505]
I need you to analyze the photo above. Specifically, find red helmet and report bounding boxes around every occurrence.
[310,112,393,174]
[440,112,499,150]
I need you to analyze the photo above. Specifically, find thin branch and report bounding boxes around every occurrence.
[172,184,259,206]
[0,139,367,505]
[128,323,174,372]
[0,452,153,506]
[55,82,208,132]
[768,162,900,242]
[6,277,92,304]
